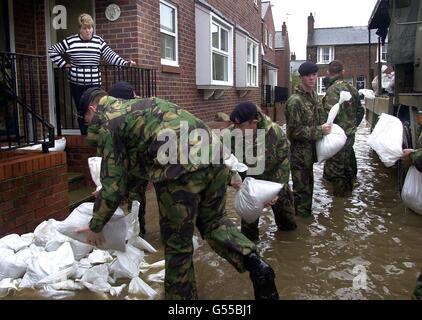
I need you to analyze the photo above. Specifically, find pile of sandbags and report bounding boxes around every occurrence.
[0,202,164,300]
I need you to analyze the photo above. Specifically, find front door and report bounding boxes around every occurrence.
[47,0,94,135]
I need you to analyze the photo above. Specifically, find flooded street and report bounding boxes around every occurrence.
[4,121,422,300]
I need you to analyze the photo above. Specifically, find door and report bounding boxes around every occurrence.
[47,0,94,134]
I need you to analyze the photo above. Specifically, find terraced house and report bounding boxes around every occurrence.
[0,0,289,237]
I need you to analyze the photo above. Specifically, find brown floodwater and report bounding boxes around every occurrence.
[5,122,422,300]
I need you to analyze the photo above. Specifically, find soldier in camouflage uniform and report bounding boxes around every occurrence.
[402,133,422,300]
[229,102,297,241]
[322,61,365,197]
[285,62,332,217]
[87,82,148,237]
[77,88,279,300]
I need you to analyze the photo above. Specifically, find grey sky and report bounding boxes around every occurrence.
[269,0,379,60]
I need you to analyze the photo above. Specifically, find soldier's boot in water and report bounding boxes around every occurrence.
[412,272,422,300]
[244,253,279,300]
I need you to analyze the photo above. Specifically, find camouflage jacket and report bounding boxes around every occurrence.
[322,76,365,136]
[411,149,422,173]
[86,96,223,232]
[252,111,290,184]
[285,85,325,163]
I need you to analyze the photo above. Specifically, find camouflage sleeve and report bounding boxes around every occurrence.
[267,127,290,185]
[286,98,323,142]
[89,129,128,233]
[411,149,422,173]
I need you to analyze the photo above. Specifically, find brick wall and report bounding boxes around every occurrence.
[307,44,379,87]
[65,136,96,187]
[276,48,291,90]
[94,0,263,122]
[0,152,68,237]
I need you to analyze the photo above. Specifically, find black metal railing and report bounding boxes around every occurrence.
[54,65,157,134]
[0,52,54,152]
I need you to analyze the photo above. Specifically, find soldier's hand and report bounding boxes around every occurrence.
[231,181,242,190]
[401,149,414,166]
[264,196,279,208]
[92,189,100,198]
[75,227,105,247]
[322,123,332,135]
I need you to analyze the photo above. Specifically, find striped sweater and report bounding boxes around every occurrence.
[48,34,128,85]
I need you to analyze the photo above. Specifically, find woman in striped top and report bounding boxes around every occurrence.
[48,13,136,135]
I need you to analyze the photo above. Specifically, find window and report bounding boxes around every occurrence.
[264,27,268,47]
[254,0,258,5]
[211,18,231,83]
[247,40,258,86]
[376,43,388,62]
[160,0,178,66]
[317,77,327,95]
[269,33,273,49]
[356,76,365,90]
[345,78,353,86]
[317,47,334,64]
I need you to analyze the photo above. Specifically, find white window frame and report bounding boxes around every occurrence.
[264,27,268,47]
[254,0,258,6]
[317,46,334,64]
[246,39,258,87]
[160,0,179,67]
[210,15,233,86]
[356,75,365,89]
[269,33,273,49]
[376,43,388,63]
[317,77,327,95]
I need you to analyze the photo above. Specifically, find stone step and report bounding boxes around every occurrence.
[68,171,86,192]
[68,186,95,211]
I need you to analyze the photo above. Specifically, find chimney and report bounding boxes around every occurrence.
[282,21,287,36]
[291,52,296,61]
[308,12,314,35]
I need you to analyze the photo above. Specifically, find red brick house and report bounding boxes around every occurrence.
[0,0,272,237]
[275,21,291,96]
[306,13,386,96]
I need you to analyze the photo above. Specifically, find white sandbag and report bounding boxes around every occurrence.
[316,91,351,163]
[234,177,283,224]
[73,258,93,280]
[147,269,165,284]
[359,89,376,100]
[33,220,60,247]
[57,203,128,252]
[128,277,158,299]
[367,113,404,167]
[20,242,75,288]
[80,264,112,293]
[109,284,127,297]
[224,154,248,173]
[29,244,45,255]
[19,137,66,152]
[87,249,114,265]
[15,247,32,266]
[88,157,102,192]
[129,236,157,254]
[0,278,20,298]
[126,201,141,242]
[0,248,27,281]
[39,287,75,299]
[37,264,78,286]
[0,233,33,252]
[316,124,347,163]
[46,279,84,291]
[139,260,165,274]
[110,244,144,280]
[401,166,422,215]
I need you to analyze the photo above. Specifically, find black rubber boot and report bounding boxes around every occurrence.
[244,253,279,300]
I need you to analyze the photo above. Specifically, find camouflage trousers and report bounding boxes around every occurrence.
[412,272,422,300]
[323,135,357,197]
[128,179,149,237]
[154,166,256,300]
[241,184,297,241]
[290,160,314,218]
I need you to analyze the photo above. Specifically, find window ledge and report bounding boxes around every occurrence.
[197,85,230,100]
[161,64,181,74]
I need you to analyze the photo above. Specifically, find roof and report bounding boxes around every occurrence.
[261,1,270,20]
[307,26,381,46]
[290,60,306,73]
[275,31,285,49]
[368,0,390,30]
